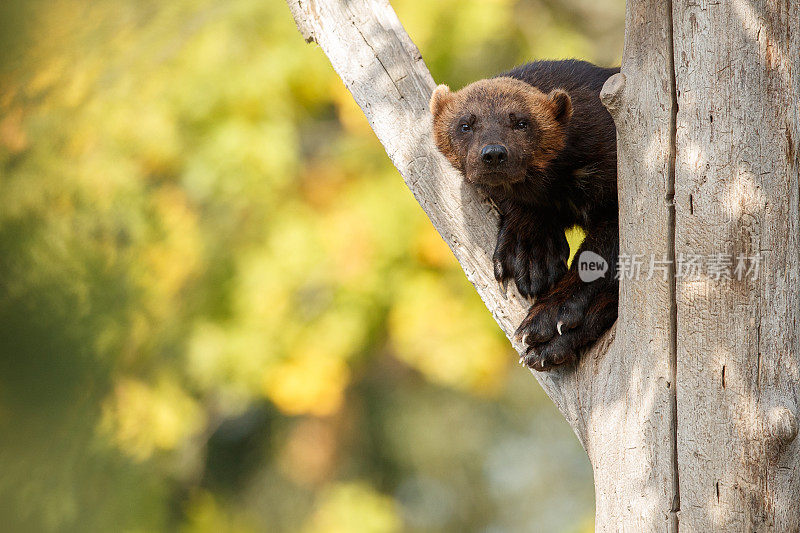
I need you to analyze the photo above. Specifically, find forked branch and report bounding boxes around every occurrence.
[285,0,617,445]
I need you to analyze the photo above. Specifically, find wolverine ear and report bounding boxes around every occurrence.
[547,89,573,124]
[430,84,452,116]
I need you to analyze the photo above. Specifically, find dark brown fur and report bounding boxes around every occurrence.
[430,59,619,371]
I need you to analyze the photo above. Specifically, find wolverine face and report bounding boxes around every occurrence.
[430,77,572,188]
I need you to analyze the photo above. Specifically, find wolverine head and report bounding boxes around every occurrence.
[430,77,572,187]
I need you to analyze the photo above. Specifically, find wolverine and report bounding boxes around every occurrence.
[430,60,619,370]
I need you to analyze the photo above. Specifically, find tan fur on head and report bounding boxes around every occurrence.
[429,76,572,182]
[430,84,452,116]
[547,89,572,124]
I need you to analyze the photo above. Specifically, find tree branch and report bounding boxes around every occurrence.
[286,1,679,529]
[286,0,615,439]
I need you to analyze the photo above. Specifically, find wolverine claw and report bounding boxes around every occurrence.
[493,259,503,281]
[513,321,527,341]
[557,321,564,336]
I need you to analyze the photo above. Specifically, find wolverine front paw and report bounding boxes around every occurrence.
[515,298,581,370]
[515,282,618,372]
[518,327,583,371]
[492,223,569,299]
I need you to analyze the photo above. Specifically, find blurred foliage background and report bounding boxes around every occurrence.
[0,0,623,531]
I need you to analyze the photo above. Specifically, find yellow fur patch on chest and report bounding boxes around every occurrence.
[565,225,586,268]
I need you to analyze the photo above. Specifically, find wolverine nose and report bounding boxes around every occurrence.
[481,144,508,166]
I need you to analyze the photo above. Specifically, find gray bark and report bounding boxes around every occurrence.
[672,1,800,530]
[286,0,799,530]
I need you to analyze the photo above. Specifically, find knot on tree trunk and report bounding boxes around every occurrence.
[768,406,798,446]
[600,73,626,117]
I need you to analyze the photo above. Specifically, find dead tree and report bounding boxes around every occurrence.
[286,0,799,530]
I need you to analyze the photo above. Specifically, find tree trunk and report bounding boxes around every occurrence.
[672,1,800,530]
[285,0,799,530]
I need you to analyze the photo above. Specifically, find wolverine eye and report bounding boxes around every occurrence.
[513,119,528,131]
[460,123,471,133]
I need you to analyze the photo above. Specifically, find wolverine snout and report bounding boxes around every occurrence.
[480,144,508,167]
